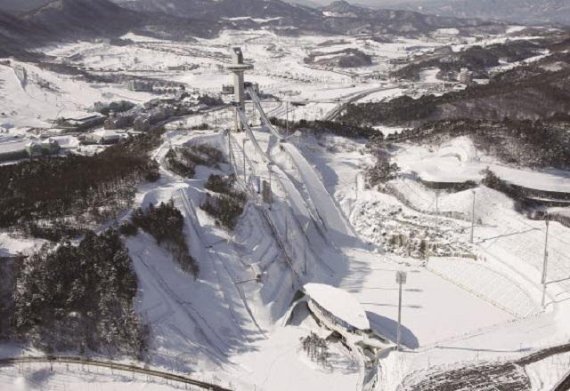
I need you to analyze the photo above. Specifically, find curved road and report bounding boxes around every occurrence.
[0,356,232,391]
[323,86,398,121]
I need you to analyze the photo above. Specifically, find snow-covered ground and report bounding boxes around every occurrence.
[1,24,567,391]
[395,136,570,193]
[293,131,570,390]
[527,352,570,391]
[0,233,45,257]
[0,363,187,391]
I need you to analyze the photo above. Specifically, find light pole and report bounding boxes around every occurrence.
[396,271,407,351]
[541,216,550,308]
[355,173,363,201]
[242,138,249,183]
[470,190,476,244]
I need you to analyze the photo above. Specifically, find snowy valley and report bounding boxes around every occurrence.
[0,1,570,390]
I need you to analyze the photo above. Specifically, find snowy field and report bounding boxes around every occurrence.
[394,136,570,193]
[0,361,216,391]
[1,24,568,391]
[293,131,570,389]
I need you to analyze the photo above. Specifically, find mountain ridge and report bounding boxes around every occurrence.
[0,0,505,59]
[394,0,570,26]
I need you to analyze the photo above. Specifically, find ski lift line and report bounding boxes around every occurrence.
[236,108,271,163]
[250,86,354,235]
[233,152,303,282]
[229,133,257,177]
[231,143,328,282]
[244,90,330,230]
[247,87,285,140]
[227,138,249,193]
[225,129,305,283]
[258,206,304,283]
[208,240,266,335]
[236,108,315,221]
[234,129,328,259]
[235,103,352,273]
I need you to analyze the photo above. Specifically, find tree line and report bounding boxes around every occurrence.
[8,230,147,358]
[0,128,163,240]
[131,201,199,276]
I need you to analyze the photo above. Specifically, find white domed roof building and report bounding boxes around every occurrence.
[302,283,370,332]
[284,283,393,355]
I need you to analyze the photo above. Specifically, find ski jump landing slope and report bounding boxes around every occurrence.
[248,87,356,242]
[281,142,355,240]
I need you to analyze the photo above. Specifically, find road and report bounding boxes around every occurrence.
[0,355,232,390]
[323,85,398,121]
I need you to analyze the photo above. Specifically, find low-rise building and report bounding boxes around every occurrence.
[56,112,105,131]
[88,130,124,145]
[286,283,393,355]
[458,68,474,85]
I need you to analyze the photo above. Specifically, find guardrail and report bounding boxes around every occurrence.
[0,356,232,390]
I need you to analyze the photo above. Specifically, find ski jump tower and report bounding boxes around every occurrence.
[227,47,253,131]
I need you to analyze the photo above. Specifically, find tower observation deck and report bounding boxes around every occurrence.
[226,47,254,111]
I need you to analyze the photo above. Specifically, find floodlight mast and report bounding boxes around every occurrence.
[396,271,407,351]
[541,217,550,308]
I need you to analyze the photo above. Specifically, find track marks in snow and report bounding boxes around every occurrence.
[427,257,538,318]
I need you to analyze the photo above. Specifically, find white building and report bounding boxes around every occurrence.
[289,283,392,354]
[303,283,370,332]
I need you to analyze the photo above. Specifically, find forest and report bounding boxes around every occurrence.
[131,201,199,276]
[392,40,542,81]
[9,230,147,358]
[201,174,247,230]
[342,64,570,126]
[165,143,225,178]
[269,118,380,140]
[0,128,163,240]
[383,119,570,170]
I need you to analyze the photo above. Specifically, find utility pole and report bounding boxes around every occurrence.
[396,271,407,351]
[470,190,476,244]
[541,217,550,308]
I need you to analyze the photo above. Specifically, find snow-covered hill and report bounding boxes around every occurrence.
[396,0,570,26]
[0,18,569,391]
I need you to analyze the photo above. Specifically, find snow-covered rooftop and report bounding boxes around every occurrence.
[59,111,102,121]
[0,139,27,154]
[303,283,370,330]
